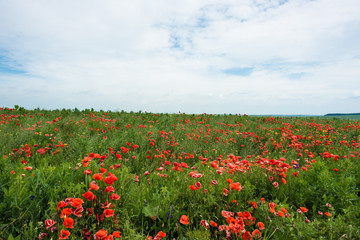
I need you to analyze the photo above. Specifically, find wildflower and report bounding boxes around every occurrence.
[63,217,74,228]
[210,180,218,185]
[57,201,66,211]
[326,203,332,207]
[110,193,120,200]
[84,191,95,201]
[84,169,92,175]
[39,233,48,240]
[45,219,56,229]
[105,186,115,193]
[325,212,331,217]
[301,166,308,171]
[223,188,229,196]
[82,157,92,167]
[278,210,285,217]
[318,211,323,215]
[93,173,103,181]
[60,208,72,218]
[104,209,115,218]
[242,231,252,240]
[221,210,234,218]
[227,179,233,184]
[71,198,83,208]
[252,229,261,238]
[229,182,241,191]
[180,215,189,225]
[300,207,308,213]
[74,207,84,217]
[104,172,118,185]
[112,231,121,238]
[269,202,276,213]
[154,231,166,239]
[181,162,190,168]
[200,220,209,229]
[210,220,218,227]
[257,222,265,230]
[95,229,108,239]
[89,181,100,191]
[59,229,70,239]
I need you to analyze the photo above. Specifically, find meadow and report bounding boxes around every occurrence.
[0,106,359,240]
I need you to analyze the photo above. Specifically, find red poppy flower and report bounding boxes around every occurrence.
[300,207,308,213]
[63,217,74,228]
[180,215,189,225]
[104,172,118,185]
[110,193,120,200]
[84,191,95,201]
[200,220,209,228]
[325,212,331,217]
[82,157,91,167]
[105,186,115,193]
[243,211,252,220]
[252,229,261,238]
[278,210,285,217]
[210,220,218,227]
[57,201,67,211]
[113,231,121,238]
[221,210,234,218]
[45,219,56,229]
[229,182,241,191]
[59,229,70,239]
[89,181,100,191]
[95,229,108,239]
[210,180,218,185]
[93,173,103,181]
[257,221,265,230]
[74,207,84,217]
[155,231,166,239]
[181,162,189,168]
[71,198,83,208]
[104,209,115,218]
[60,208,72,218]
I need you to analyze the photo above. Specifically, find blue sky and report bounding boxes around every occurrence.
[0,0,360,115]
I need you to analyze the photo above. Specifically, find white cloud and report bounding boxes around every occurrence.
[0,0,360,115]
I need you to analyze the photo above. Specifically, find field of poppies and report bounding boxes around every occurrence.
[0,106,359,240]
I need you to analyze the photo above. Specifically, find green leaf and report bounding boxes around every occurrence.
[142,204,160,218]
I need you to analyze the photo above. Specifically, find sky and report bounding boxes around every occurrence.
[1,0,360,115]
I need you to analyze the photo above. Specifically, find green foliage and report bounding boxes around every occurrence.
[0,107,359,239]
